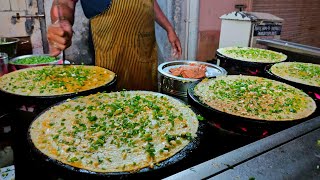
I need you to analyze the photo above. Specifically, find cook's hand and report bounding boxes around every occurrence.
[167,29,182,59]
[47,0,75,56]
[47,20,73,57]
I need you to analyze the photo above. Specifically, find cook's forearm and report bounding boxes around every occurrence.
[154,1,174,32]
[50,0,77,24]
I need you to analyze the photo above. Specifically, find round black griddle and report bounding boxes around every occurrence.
[216,51,286,76]
[216,51,281,68]
[187,78,317,133]
[264,64,320,109]
[264,64,320,94]
[26,93,206,179]
[0,66,117,112]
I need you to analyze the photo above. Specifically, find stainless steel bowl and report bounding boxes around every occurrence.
[0,37,19,59]
[158,60,227,97]
[0,53,9,76]
[8,54,62,72]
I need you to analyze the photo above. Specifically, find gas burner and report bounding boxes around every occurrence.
[219,61,263,76]
[308,92,320,100]
[17,103,47,114]
[19,105,36,113]
[246,68,260,76]
[209,121,270,139]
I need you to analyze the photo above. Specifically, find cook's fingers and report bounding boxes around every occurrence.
[175,40,182,57]
[53,41,67,51]
[171,41,182,57]
[171,43,177,55]
[49,46,61,57]
[48,26,67,37]
[171,42,181,58]
[48,34,69,46]
[59,20,73,34]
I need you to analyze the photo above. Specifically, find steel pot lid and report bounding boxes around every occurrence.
[158,60,227,81]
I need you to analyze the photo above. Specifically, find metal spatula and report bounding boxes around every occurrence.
[56,0,65,65]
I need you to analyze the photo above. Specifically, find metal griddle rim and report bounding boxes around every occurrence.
[26,91,205,176]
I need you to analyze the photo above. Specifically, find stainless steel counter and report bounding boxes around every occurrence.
[165,115,320,180]
[256,39,320,58]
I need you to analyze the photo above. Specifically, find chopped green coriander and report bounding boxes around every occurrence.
[197,115,205,121]
[69,157,78,162]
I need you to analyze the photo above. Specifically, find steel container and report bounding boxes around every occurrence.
[0,53,8,76]
[0,37,19,59]
[158,60,227,98]
[8,54,62,72]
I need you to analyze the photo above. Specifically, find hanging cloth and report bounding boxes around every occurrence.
[90,0,158,91]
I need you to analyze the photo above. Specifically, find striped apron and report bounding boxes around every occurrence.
[90,0,158,91]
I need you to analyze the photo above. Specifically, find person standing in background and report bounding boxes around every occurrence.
[47,0,182,91]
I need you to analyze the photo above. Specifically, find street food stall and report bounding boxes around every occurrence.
[0,9,320,180]
[0,43,319,179]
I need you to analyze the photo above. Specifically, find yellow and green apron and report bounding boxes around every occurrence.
[81,0,158,91]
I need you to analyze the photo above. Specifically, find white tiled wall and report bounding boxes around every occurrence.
[0,0,11,11]
[10,0,27,11]
[0,0,29,37]
[0,0,44,54]
[0,11,27,37]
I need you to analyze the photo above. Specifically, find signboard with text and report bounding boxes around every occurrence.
[253,24,282,36]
